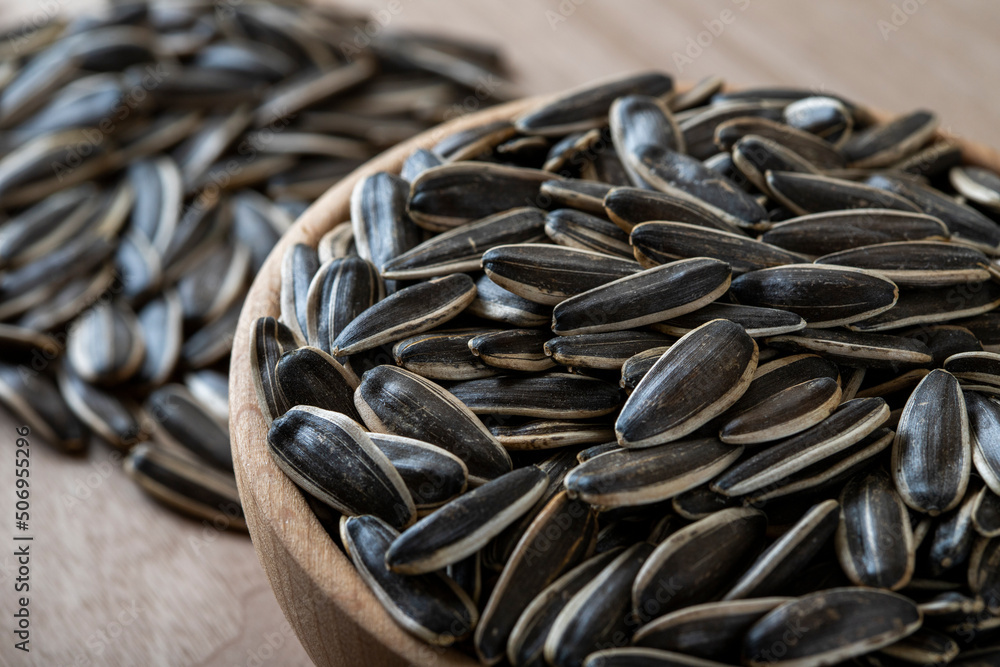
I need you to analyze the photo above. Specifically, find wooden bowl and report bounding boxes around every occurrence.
[229,88,1000,667]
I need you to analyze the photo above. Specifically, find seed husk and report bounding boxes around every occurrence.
[57,365,146,450]
[544,542,655,667]
[317,221,356,263]
[973,484,1000,538]
[633,597,790,663]
[145,384,231,471]
[893,369,971,515]
[679,100,786,160]
[65,300,146,385]
[633,508,767,618]
[742,588,922,667]
[815,241,991,288]
[630,221,806,273]
[963,391,1000,496]
[507,549,623,667]
[945,351,1000,386]
[619,347,673,394]
[564,436,742,509]
[393,329,499,380]
[433,119,517,161]
[671,485,742,520]
[728,354,841,417]
[331,273,476,356]
[713,398,889,497]
[879,627,960,665]
[732,134,825,196]
[467,273,552,327]
[448,373,622,419]
[250,316,298,424]
[0,360,86,453]
[408,163,561,231]
[134,290,183,386]
[925,478,980,576]
[653,302,806,339]
[306,256,383,354]
[475,491,597,665]
[340,515,477,646]
[766,328,933,368]
[761,209,950,256]
[268,406,415,529]
[545,208,632,259]
[968,535,1000,607]
[124,443,245,531]
[482,243,639,306]
[490,420,615,451]
[836,468,915,590]
[610,94,684,186]
[544,331,675,371]
[715,116,847,169]
[731,264,899,328]
[552,257,732,335]
[468,329,555,372]
[349,171,421,290]
[849,282,1000,333]
[617,319,758,448]
[633,145,769,228]
[950,165,1000,212]
[514,71,673,136]
[843,110,938,168]
[783,96,853,145]
[766,171,921,217]
[369,433,469,509]
[386,466,548,574]
[603,186,745,235]
[278,242,320,344]
[539,179,613,216]
[720,376,842,445]
[354,365,512,481]
[383,207,546,280]
[275,346,362,421]
[724,500,840,600]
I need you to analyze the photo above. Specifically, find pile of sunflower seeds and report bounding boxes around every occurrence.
[255,70,1000,666]
[0,1,508,525]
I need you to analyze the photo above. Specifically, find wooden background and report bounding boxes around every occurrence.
[0,1,998,665]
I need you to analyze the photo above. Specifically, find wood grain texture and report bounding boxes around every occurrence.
[0,0,997,665]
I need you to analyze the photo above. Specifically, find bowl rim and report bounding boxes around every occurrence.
[229,83,1000,667]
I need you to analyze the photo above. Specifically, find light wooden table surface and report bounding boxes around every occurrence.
[0,1,997,665]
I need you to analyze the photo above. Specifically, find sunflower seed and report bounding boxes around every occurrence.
[401,148,444,183]
[383,207,546,280]
[893,369,971,515]
[713,398,889,497]
[467,273,552,327]
[731,264,899,328]
[603,186,745,235]
[731,134,822,195]
[544,542,655,667]
[468,329,555,372]
[544,209,632,259]
[973,484,1000,538]
[849,282,1000,332]
[950,165,1000,212]
[507,549,623,667]
[879,627,960,665]
[610,94,684,186]
[57,365,146,450]
[544,331,674,371]
[515,72,673,136]
[145,384,231,471]
[340,515,477,646]
[349,171,421,289]
[723,500,840,600]
[767,171,921,217]
[65,300,145,385]
[305,256,382,355]
[742,589,921,667]
[552,258,731,335]
[124,443,245,530]
[0,361,86,453]
[490,420,614,451]
[836,468,915,590]
[766,328,933,368]
[619,347,673,394]
[278,243,320,344]
[630,221,805,273]
[564,436,742,509]
[250,316,297,424]
[354,365,512,481]
[720,376,842,445]
[944,351,1000,386]
[331,273,476,356]
[679,100,786,160]
[633,597,790,663]
[843,110,938,168]
[386,466,548,574]
[369,433,469,509]
[275,346,361,421]
[654,302,806,339]
[317,222,356,263]
[761,209,950,256]
[633,508,767,619]
[482,243,640,306]
[268,406,415,529]
[816,241,990,287]
[394,329,499,380]
[925,478,980,576]
[449,373,621,419]
[783,96,853,145]
[715,116,847,169]
[968,535,1000,607]
[617,319,757,448]
[475,491,597,665]
[540,179,613,216]
[408,163,560,231]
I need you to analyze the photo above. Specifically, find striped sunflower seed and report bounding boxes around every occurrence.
[490,420,614,451]
[652,302,805,338]
[815,241,991,288]
[145,384,231,471]
[765,328,933,368]
[448,373,622,419]
[393,329,499,380]
[340,515,477,647]
[369,433,469,509]
[267,406,415,529]
[843,110,938,168]
[385,466,548,574]
[467,273,553,328]
[603,186,745,235]
[468,329,556,372]
[630,221,806,273]
[544,331,674,371]
[305,256,382,355]
[65,300,146,385]
[544,209,633,259]
[765,171,921,217]
[950,165,1000,212]
[617,319,757,448]
[714,116,847,169]
[719,376,842,445]
[275,346,362,422]
[782,96,853,145]
[539,179,613,216]
[761,209,950,256]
